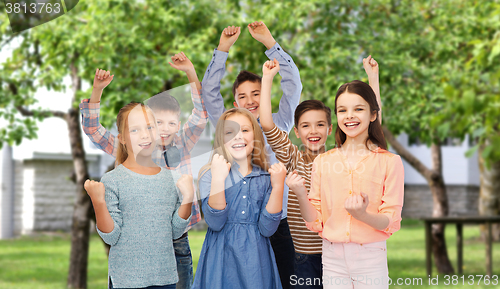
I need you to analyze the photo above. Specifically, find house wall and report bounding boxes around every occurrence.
[402,185,479,218]
[13,159,77,235]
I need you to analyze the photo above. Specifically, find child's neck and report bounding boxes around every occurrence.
[122,155,160,175]
[304,145,325,157]
[340,137,377,169]
[234,157,253,177]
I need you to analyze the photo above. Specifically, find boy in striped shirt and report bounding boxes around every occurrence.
[259,56,380,288]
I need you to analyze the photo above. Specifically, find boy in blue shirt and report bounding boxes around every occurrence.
[201,21,301,289]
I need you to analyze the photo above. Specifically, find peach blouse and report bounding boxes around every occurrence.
[306,147,404,244]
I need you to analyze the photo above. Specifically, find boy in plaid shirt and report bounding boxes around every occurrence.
[79,52,207,289]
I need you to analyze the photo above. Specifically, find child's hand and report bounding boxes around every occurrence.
[176,174,194,202]
[84,179,105,203]
[344,192,369,219]
[211,153,231,181]
[93,69,114,91]
[262,59,280,78]
[285,171,307,197]
[363,55,378,78]
[268,162,286,188]
[168,52,194,73]
[217,26,241,53]
[247,21,276,50]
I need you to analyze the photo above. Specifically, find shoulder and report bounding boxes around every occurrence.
[373,148,404,169]
[100,165,125,183]
[374,148,401,161]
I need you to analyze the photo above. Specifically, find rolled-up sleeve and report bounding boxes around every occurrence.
[379,155,405,235]
[97,175,122,246]
[305,158,324,233]
[258,179,282,237]
[199,170,229,231]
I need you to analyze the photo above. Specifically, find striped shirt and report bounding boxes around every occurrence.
[263,125,323,254]
[79,87,208,228]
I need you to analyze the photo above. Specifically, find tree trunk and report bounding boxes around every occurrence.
[67,63,92,289]
[428,143,454,275]
[478,143,500,241]
[382,127,454,274]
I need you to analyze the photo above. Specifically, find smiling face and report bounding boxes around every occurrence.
[294,109,332,154]
[223,113,255,163]
[336,92,377,143]
[154,110,181,147]
[119,107,158,158]
[233,81,261,119]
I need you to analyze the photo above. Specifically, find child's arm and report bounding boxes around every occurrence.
[265,162,286,214]
[363,55,382,123]
[344,193,389,231]
[260,59,280,132]
[80,69,119,157]
[170,174,194,239]
[199,154,231,231]
[286,171,319,223]
[201,26,241,126]
[168,52,209,153]
[84,178,122,246]
[260,59,299,170]
[175,174,194,220]
[249,21,302,132]
[345,156,404,232]
[168,52,201,91]
[258,163,286,237]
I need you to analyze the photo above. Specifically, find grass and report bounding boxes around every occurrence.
[0,220,499,288]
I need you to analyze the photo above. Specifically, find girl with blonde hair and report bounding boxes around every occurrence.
[193,108,287,289]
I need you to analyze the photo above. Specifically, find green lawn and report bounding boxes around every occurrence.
[0,220,499,288]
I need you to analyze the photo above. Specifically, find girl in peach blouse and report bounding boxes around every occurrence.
[287,80,404,289]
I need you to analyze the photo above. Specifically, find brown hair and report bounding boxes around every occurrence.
[115,102,157,165]
[334,80,387,150]
[198,108,269,182]
[232,70,262,99]
[294,99,332,127]
[146,91,181,116]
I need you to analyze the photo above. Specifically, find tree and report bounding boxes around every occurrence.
[0,1,241,288]
[435,0,500,240]
[232,0,497,274]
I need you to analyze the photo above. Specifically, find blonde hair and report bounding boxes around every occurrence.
[115,102,157,166]
[198,108,269,185]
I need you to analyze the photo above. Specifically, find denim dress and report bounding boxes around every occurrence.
[192,163,283,289]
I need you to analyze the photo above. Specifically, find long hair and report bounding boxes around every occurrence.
[334,80,387,150]
[198,108,269,183]
[115,102,157,166]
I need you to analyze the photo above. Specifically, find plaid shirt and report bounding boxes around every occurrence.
[79,87,208,229]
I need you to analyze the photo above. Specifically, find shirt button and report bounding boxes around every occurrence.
[277,47,280,50]
[349,190,352,195]
[242,211,245,214]
[347,213,350,216]
[243,196,247,199]
[243,181,247,184]
[346,232,349,236]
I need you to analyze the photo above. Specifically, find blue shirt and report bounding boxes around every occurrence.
[192,163,283,289]
[201,42,302,217]
[98,165,191,288]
